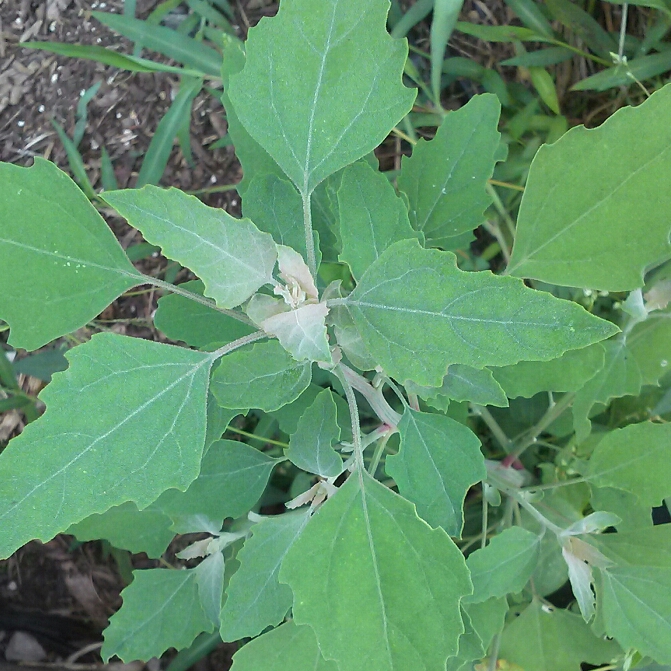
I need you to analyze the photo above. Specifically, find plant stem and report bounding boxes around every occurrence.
[481,483,489,550]
[210,331,267,361]
[232,428,289,449]
[339,363,402,428]
[367,429,393,475]
[471,404,512,453]
[145,276,254,325]
[302,190,317,279]
[335,365,365,471]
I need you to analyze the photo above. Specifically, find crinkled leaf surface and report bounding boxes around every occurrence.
[230,621,337,671]
[102,568,213,662]
[260,303,332,363]
[211,340,312,411]
[587,422,671,506]
[499,600,621,671]
[346,240,618,387]
[508,84,671,291]
[228,0,415,194]
[492,343,605,398]
[67,502,174,558]
[386,408,485,535]
[154,280,254,348]
[280,469,472,671]
[220,510,310,641]
[102,186,277,309]
[286,389,343,477]
[406,364,508,410]
[465,526,541,603]
[0,159,143,350]
[0,333,213,559]
[573,340,641,441]
[338,161,418,280]
[151,440,277,531]
[397,94,502,247]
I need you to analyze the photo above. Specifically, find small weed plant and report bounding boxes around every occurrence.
[2,0,671,669]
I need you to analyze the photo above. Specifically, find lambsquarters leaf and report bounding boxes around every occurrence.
[508,84,671,291]
[102,186,277,309]
[280,469,472,671]
[386,408,485,535]
[0,333,213,559]
[101,568,213,662]
[338,161,418,281]
[230,621,338,671]
[0,159,143,350]
[67,502,174,558]
[286,389,343,477]
[220,510,310,641]
[397,94,502,247]
[587,422,671,507]
[151,440,278,533]
[210,340,312,411]
[464,526,541,603]
[154,280,254,348]
[345,240,619,387]
[228,0,415,195]
[499,600,621,671]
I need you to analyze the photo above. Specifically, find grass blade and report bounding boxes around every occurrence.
[92,11,222,77]
[74,80,102,147]
[51,119,96,199]
[391,0,433,38]
[504,0,555,38]
[137,77,203,187]
[431,0,464,103]
[100,145,119,192]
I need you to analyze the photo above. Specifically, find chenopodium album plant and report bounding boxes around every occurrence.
[2,0,671,668]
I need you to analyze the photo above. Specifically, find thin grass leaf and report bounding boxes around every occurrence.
[124,0,137,16]
[530,66,560,113]
[137,77,203,187]
[74,80,102,147]
[0,396,31,413]
[100,146,119,192]
[544,0,617,59]
[504,0,555,38]
[572,50,671,91]
[501,46,574,67]
[455,21,539,42]
[92,11,222,77]
[390,0,433,38]
[50,120,96,199]
[23,42,205,77]
[187,0,234,33]
[431,0,464,102]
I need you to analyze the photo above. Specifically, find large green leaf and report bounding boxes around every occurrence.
[228,0,415,194]
[151,440,277,532]
[628,311,671,386]
[508,84,671,291]
[280,469,472,671]
[465,526,541,603]
[154,280,255,348]
[346,240,618,386]
[599,566,671,663]
[220,510,310,641]
[102,187,277,309]
[286,389,343,477]
[397,94,502,247]
[211,340,312,411]
[0,333,213,559]
[406,364,508,410]
[230,621,337,671]
[67,502,174,558]
[386,408,485,535]
[492,343,605,398]
[101,568,213,662]
[0,159,143,350]
[572,340,641,441]
[338,161,418,280]
[590,486,653,533]
[499,600,621,671]
[587,422,671,506]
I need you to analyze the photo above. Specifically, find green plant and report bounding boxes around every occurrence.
[2,0,671,669]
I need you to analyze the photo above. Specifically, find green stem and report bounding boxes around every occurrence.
[335,365,365,471]
[302,190,317,279]
[471,404,512,453]
[210,331,267,361]
[339,363,402,428]
[145,276,254,326]
[232,428,289,449]
[367,430,393,475]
